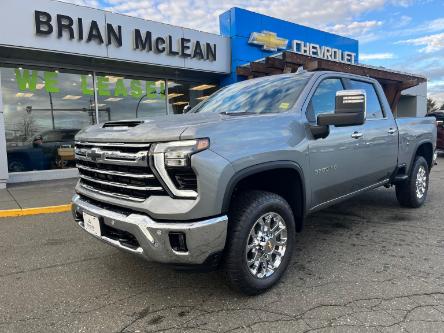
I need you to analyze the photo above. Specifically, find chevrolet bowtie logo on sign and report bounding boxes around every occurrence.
[248,31,288,52]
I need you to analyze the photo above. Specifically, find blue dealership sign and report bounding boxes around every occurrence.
[219,8,359,85]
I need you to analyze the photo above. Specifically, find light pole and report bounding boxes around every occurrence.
[48,91,55,130]
[38,75,55,130]
[135,94,147,118]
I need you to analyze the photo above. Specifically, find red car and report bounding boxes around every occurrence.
[427,112,444,153]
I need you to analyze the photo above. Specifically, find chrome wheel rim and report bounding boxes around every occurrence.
[416,165,427,199]
[245,212,287,279]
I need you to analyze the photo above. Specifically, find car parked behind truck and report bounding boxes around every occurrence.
[72,71,436,295]
[427,111,444,154]
[7,129,79,172]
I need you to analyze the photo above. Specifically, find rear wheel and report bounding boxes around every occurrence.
[396,156,429,208]
[224,191,295,295]
[8,159,27,172]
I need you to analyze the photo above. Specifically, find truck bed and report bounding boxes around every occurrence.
[396,116,437,169]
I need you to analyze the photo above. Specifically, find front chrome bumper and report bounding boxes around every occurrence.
[72,194,228,265]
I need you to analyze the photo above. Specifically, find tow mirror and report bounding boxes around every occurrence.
[317,90,366,127]
[183,105,191,114]
[32,135,43,148]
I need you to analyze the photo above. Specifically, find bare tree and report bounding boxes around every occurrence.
[20,113,37,142]
[427,98,440,114]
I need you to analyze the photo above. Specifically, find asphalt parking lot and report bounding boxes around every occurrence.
[1,159,444,333]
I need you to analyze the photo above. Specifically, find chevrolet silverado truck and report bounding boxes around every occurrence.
[72,71,436,295]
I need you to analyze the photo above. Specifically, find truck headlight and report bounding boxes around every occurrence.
[162,139,210,168]
[152,139,209,198]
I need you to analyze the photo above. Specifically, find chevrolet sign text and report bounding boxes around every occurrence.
[292,40,356,64]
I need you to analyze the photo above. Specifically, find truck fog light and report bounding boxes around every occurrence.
[169,232,188,252]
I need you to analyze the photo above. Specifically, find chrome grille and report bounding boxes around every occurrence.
[75,142,166,202]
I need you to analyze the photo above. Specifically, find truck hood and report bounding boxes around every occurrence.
[75,113,224,143]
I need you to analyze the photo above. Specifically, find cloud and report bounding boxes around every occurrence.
[387,17,444,40]
[427,81,444,105]
[59,0,392,34]
[64,0,100,7]
[326,20,383,42]
[419,18,444,34]
[393,15,412,28]
[390,0,414,7]
[360,52,396,60]
[398,32,444,53]
[328,20,383,35]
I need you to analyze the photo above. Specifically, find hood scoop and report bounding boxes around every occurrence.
[102,120,144,128]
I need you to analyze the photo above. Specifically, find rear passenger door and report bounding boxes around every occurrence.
[345,79,398,185]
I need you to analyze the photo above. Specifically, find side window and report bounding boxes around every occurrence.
[349,80,384,119]
[307,78,344,122]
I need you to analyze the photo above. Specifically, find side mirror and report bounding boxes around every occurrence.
[183,105,191,114]
[32,135,43,148]
[317,90,366,127]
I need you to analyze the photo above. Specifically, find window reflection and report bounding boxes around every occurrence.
[168,81,218,114]
[96,75,166,122]
[1,66,94,172]
[191,75,309,115]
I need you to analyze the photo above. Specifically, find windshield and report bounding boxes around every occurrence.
[191,73,312,115]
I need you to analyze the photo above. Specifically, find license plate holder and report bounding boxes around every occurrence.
[83,212,101,237]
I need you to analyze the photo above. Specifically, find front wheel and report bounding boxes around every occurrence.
[224,191,295,295]
[396,156,429,208]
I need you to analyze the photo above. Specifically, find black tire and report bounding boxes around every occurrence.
[224,190,295,295]
[396,156,429,208]
[8,159,28,172]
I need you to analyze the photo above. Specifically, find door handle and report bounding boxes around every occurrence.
[351,131,363,139]
[388,128,397,135]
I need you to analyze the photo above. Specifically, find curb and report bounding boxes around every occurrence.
[0,204,72,218]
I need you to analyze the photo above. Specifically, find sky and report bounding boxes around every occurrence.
[64,0,444,105]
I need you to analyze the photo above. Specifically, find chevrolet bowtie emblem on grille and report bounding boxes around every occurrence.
[86,148,103,162]
[248,31,288,51]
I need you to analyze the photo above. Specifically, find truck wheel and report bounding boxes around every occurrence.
[8,159,27,172]
[224,191,295,295]
[396,156,429,208]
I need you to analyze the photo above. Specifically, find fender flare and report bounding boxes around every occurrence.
[409,140,434,173]
[221,160,307,223]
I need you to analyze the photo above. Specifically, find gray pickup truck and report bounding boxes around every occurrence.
[72,71,436,295]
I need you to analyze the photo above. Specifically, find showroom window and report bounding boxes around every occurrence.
[1,66,95,172]
[0,65,220,173]
[95,74,167,123]
[167,80,218,114]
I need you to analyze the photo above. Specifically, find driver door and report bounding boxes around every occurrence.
[307,77,368,209]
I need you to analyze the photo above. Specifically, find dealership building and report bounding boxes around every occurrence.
[0,0,426,188]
